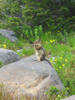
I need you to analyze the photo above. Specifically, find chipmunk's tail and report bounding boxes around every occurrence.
[44,58,53,67]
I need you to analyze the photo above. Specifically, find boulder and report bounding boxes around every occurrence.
[0,55,64,99]
[0,29,18,43]
[0,48,20,65]
[62,95,75,100]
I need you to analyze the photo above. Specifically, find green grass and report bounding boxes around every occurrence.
[0,29,75,99]
[0,61,3,68]
[0,36,34,57]
[41,31,75,96]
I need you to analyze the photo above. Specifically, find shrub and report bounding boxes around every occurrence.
[46,85,68,100]
[0,0,75,36]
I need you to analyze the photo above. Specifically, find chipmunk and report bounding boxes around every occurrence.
[32,39,53,67]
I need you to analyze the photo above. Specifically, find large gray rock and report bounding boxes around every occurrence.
[62,95,75,100]
[0,48,20,65]
[0,55,64,99]
[0,29,18,42]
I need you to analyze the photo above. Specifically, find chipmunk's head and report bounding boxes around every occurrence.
[32,39,41,50]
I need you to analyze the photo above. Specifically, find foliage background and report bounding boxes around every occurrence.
[0,0,75,38]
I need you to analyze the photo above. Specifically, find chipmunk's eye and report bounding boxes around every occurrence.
[36,44,38,46]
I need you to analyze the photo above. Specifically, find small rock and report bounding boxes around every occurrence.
[0,48,20,65]
[0,29,18,43]
[62,95,75,100]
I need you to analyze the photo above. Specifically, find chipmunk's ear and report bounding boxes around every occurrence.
[39,39,41,43]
